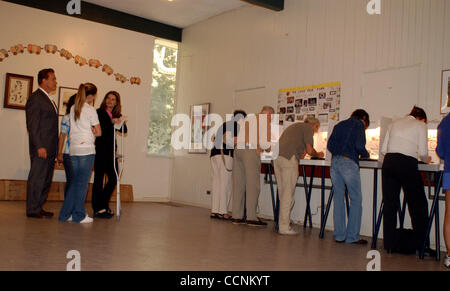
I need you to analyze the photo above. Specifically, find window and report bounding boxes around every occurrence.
[147,39,178,155]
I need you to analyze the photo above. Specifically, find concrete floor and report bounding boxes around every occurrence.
[0,201,447,271]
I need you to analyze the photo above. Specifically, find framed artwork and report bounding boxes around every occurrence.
[4,73,33,110]
[58,86,78,116]
[189,103,210,154]
[441,69,450,114]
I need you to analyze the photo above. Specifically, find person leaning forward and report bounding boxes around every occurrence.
[231,106,274,227]
[25,69,59,218]
[274,117,324,235]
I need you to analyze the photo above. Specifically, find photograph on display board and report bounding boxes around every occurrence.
[318,113,328,123]
[286,115,295,122]
[308,98,317,106]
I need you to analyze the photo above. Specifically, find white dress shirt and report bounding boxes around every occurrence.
[39,87,58,113]
[381,115,428,162]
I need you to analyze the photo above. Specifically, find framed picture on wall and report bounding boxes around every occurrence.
[189,103,210,154]
[3,73,33,110]
[441,69,450,114]
[58,86,78,116]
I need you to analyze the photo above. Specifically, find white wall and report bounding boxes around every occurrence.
[0,2,173,201]
[173,0,450,249]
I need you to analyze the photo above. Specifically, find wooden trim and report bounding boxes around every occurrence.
[0,180,134,202]
[4,0,182,42]
[241,0,284,11]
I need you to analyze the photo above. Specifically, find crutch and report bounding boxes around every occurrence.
[113,118,126,222]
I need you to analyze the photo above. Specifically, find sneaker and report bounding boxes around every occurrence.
[278,228,298,235]
[80,215,93,224]
[444,254,450,268]
[66,215,72,222]
[246,219,268,227]
[231,218,246,225]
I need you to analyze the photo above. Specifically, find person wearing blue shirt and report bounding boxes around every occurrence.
[437,113,450,267]
[327,109,370,244]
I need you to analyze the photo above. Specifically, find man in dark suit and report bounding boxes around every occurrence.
[25,68,59,218]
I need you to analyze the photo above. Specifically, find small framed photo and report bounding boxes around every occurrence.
[58,86,78,116]
[189,103,210,154]
[4,73,33,110]
[441,70,450,114]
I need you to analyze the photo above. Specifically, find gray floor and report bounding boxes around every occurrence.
[0,201,447,271]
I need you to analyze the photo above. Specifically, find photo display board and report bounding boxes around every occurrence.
[277,81,341,126]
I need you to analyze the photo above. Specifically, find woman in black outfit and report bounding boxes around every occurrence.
[92,91,127,218]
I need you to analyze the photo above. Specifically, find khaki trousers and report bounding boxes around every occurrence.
[274,155,299,231]
[232,149,261,221]
[210,155,233,215]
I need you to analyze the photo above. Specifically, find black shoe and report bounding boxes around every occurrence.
[351,239,368,245]
[335,240,345,243]
[246,219,267,227]
[417,248,437,257]
[40,210,54,218]
[231,218,246,225]
[94,210,113,219]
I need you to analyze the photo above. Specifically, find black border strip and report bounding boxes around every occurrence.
[241,0,284,11]
[3,0,182,42]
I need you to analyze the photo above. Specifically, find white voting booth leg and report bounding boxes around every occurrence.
[113,121,125,222]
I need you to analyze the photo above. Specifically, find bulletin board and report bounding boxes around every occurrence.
[277,81,341,126]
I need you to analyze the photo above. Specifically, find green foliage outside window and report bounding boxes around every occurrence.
[148,41,178,155]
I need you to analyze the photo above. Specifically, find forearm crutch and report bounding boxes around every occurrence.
[113,120,125,222]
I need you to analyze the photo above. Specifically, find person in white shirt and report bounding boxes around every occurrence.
[58,83,101,224]
[380,106,434,256]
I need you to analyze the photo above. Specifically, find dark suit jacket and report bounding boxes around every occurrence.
[25,89,59,158]
[95,108,127,158]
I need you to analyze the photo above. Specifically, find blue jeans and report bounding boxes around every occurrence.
[59,155,95,223]
[63,154,73,199]
[331,155,363,243]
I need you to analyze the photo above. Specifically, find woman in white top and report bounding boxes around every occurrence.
[380,106,433,255]
[58,83,101,223]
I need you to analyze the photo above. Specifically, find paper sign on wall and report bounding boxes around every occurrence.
[277,81,341,126]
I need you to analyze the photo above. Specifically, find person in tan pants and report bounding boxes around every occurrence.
[231,106,274,227]
[274,117,323,235]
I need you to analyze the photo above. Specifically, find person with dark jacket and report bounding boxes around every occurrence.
[92,91,127,218]
[25,68,59,218]
[327,109,370,244]
[437,112,450,267]
[210,110,246,220]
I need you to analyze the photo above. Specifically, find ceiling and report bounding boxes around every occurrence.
[83,0,248,29]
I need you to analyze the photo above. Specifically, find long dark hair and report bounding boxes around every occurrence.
[100,91,122,118]
[65,94,76,115]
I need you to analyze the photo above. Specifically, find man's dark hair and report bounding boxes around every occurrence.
[234,110,247,118]
[38,68,55,85]
[350,109,370,128]
[409,106,427,123]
